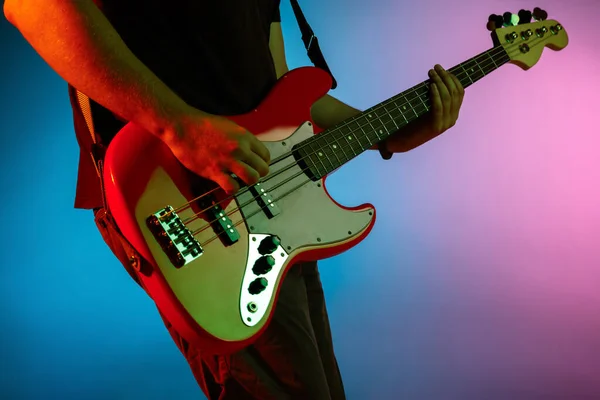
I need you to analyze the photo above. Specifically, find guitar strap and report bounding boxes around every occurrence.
[289,0,338,89]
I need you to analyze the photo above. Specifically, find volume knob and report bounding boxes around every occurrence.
[253,255,276,275]
[248,277,268,295]
[258,235,281,255]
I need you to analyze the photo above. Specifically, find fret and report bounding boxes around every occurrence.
[462,59,485,82]
[296,141,321,179]
[486,51,498,69]
[386,98,409,126]
[485,52,501,74]
[307,140,328,178]
[348,118,370,149]
[363,116,379,145]
[364,113,384,144]
[316,139,336,173]
[332,131,352,164]
[314,136,337,172]
[458,63,473,85]
[416,88,430,113]
[333,130,355,163]
[318,131,344,167]
[335,124,362,156]
[296,46,511,178]
[401,91,420,119]
[373,119,388,142]
[474,57,487,78]
[394,103,409,127]
[377,111,398,133]
[365,113,380,141]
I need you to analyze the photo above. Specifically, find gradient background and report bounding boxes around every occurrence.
[1,0,599,399]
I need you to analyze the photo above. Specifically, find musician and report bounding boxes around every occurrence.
[4,0,464,398]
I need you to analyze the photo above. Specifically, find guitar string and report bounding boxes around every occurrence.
[190,35,550,248]
[153,35,545,246]
[176,44,511,230]
[174,44,511,228]
[184,42,516,240]
[169,44,512,220]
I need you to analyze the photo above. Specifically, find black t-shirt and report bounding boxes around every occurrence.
[88,0,282,143]
[72,0,282,208]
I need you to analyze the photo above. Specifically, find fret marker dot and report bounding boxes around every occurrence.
[402,106,407,110]
[333,145,337,149]
[318,152,323,156]
[348,136,352,140]
[368,114,372,118]
[379,130,383,134]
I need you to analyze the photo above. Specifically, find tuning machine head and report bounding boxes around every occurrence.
[518,9,533,24]
[533,7,548,21]
[487,14,505,31]
[487,8,548,31]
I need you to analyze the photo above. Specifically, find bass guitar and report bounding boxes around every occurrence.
[103,13,568,353]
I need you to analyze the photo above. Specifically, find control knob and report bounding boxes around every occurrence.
[248,277,268,295]
[253,255,276,275]
[258,235,281,255]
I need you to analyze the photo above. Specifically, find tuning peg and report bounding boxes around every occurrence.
[518,9,533,24]
[533,7,548,21]
[487,14,499,30]
[501,12,521,27]
[489,14,504,28]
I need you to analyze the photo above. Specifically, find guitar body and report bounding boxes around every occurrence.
[103,67,376,354]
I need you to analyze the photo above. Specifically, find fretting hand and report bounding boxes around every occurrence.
[384,64,465,153]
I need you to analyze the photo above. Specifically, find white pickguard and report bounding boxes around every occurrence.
[239,234,289,326]
[236,121,374,327]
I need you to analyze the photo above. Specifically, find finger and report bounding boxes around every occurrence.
[241,150,270,177]
[448,74,464,122]
[450,75,465,112]
[435,65,458,119]
[228,160,261,187]
[428,70,444,130]
[249,135,271,164]
[429,82,443,132]
[450,73,465,98]
[436,65,459,97]
[212,171,241,194]
[430,67,451,111]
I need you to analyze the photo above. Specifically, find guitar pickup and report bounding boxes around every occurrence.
[249,183,280,218]
[207,203,240,245]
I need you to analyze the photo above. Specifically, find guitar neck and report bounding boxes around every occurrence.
[297,45,511,178]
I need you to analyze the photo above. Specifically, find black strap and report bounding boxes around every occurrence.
[289,0,338,89]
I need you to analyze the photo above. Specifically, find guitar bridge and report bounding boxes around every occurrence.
[147,205,203,268]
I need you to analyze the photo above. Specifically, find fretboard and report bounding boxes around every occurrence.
[295,45,511,178]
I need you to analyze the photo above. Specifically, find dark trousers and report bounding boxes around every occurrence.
[94,207,346,399]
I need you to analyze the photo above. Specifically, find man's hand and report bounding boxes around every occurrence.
[166,109,271,194]
[384,64,465,153]
[425,64,465,135]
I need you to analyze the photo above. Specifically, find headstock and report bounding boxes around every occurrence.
[486,8,568,70]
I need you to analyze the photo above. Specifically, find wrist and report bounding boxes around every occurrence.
[140,95,199,144]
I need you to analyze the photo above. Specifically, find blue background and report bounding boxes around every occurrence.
[2,0,599,398]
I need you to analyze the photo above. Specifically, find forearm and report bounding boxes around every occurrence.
[311,94,361,129]
[4,0,193,140]
[311,94,441,154]
[311,94,392,153]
